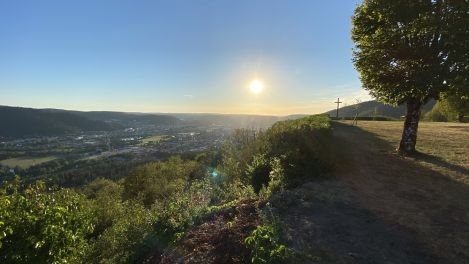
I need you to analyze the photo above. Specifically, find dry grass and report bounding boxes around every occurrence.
[340,120,469,184]
[332,121,469,263]
[0,156,57,169]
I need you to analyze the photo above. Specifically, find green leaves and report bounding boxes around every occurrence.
[245,224,290,264]
[352,0,469,104]
[0,179,93,264]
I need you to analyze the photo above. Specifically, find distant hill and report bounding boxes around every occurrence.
[324,100,436,119]
[172,113,285,129]
[47,110,181,127]
[0,106,116,138]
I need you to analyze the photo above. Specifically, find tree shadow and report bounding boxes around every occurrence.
[330,121,469,264]
[412,152,469,176]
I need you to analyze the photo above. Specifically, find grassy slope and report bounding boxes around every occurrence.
[0,156,57,169]
[336,121,469,262]
[273,121,469,264]
[345,121,469,183]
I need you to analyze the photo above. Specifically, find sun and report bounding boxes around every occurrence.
[249,79,264,94]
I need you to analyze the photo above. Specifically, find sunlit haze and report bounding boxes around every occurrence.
[0,0,370,115]
[249,80,264,95]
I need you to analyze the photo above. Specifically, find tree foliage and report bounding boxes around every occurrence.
[425,93,469,121]
[352,0,468,104]
[352,0,469,153]
[0,178,94,264]
[122,156,202,207]
[443,93,469,121]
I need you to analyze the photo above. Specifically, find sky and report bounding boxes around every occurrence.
[0,0,371,115]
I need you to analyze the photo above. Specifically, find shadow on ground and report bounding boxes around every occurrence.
[413,152,469,176]
[271,122,469,264]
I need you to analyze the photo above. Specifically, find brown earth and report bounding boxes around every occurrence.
[335,122,469,263]
[273,122,469,264]
[158,198,260,264]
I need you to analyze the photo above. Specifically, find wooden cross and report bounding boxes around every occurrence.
[334,98,342,118]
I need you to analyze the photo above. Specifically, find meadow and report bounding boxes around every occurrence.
[0,156,57,169]
[139,135,171,145]
[341,120,469,184]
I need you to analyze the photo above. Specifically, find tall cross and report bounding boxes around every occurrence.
[334,98,342,118]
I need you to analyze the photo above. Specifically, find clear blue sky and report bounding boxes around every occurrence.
[0,0,369,115]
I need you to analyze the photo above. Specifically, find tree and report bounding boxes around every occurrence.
[444,93,469,122]
[352,0,469,154]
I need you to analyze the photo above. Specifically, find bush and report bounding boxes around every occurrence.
[246,154,272,193]
[0,178,94,264]
[424,101,449,122]
[259,157,286,200]
[83,178,125,236]
[219,115,332,194]
[85,201,156,264]
[123,156,201,207]
[85,178,214,264]
[210,179,256,204]
[260,115,333,187]
[245,224,290,264]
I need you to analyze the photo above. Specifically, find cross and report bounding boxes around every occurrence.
[334,98,342,118]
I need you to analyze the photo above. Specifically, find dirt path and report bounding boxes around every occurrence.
[334,122,469,263]
[275,122,469,264]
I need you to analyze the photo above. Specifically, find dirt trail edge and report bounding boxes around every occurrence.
[273,122,469,264]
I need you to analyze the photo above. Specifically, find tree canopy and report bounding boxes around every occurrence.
[352,0,469,153]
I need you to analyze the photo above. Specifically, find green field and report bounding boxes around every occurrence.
[139,135,170,145]
[0,156,57,169]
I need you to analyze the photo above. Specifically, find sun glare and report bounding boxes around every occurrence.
[249,79,264,94]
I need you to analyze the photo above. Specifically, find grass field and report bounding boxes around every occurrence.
[139,135,171,146]
[328,120,469,262]
[340,120,469,184]
[0,156,57,169]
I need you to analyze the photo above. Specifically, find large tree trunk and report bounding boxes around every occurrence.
[398,98,422,154]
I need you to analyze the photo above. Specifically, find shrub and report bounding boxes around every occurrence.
[86,179,213,264]
[210,179,256,204]
[259,157,286,200]
[122,156,200,207]
[246,154,272,193]
[0,178,94,264]
[424,101,449,122]
[85,201,156,264]
[260,115,333,187]
[245,224,290,264]
[84,178,124,236]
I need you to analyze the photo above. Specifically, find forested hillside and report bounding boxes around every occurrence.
[324,100,435,119]
[46,110,181,127]
[0,106,116,138]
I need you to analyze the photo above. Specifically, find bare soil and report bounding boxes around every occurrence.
[274,122,469,263]
[159,199,260,264]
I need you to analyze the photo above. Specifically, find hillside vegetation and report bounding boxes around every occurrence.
[54,110,181,127]
[0,115,334,263]
[0,106,116,138]
[324,100,435,119]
